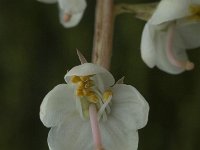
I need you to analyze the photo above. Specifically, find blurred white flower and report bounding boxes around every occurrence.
[38,0,86,28]
[40,63,149,150]
[141,0,200,74]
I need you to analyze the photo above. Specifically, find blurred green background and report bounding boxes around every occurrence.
[0,0,200,150]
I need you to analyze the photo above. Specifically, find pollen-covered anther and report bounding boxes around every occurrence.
[71,75,81,83]
[88,94,98,103]
[103,90,113,101]
[71,75,98,103]
[85,90,98,103]
[76,88,84,96]
[85,90,95,96]
[81,88,92,96]
[189,4,200,20]
[84,80,94,88]
[80,76,90,81]
[78,81,85,89]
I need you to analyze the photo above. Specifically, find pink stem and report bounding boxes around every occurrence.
[166,23,194,70]
[89,104,103,150]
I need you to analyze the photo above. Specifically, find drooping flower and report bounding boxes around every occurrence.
[40,62,149,150]
[38,0,87,28]
[141,0,200,74]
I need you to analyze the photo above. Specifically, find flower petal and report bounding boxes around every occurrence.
[48,110,139,150]
[37,0,57,3]
[65,63,115,88]
[100,117,139,150]
[58,0,86,13]
[59,9,84,28]
[58,0,87,27]
[141,23,156,68]
[177,23,200,49]
[48,114,93,150]
[110,84,149,130]
[40,84,75,127]
[149,0,190,25]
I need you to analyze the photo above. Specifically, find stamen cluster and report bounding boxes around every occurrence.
[71,75,98,103]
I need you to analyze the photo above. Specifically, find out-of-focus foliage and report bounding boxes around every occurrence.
[0,0,199,150]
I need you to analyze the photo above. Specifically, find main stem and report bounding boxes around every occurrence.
[92,0,114,70]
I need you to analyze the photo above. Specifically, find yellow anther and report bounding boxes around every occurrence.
[85,90,95,96]
[72,74,98,104]
[78,81,85,89]
[82,89,88,96]
[84,80,94,88]
[71,75,81,83]
[88,95,98,103]
[76,89,84,96]
[189,4,200,20]
[190,4,200,14]
[80,76,90,81]
[103,90,112,101]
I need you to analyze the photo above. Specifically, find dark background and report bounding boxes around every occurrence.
[0,0,200,150]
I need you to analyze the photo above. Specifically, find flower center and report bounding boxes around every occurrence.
[71,75,113,120]
[189,4,200,21]
[71,75,98,102]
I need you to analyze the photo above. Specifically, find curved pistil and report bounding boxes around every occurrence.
[89,104,104,150]
[166,23,194,71]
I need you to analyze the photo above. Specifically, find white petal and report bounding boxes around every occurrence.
[58,0,86,13]
[37,0,57,3]
[100,118,139,150]
[48,112,139,150]
[40,84,76,127]
[110,84,149,130]
[149,0,190,25]
[59,9,84,28]
[48,108,139,150]
[65,63,115,88]
[177,23,200,49]
[141,23,156,68]
[48,114,93,150]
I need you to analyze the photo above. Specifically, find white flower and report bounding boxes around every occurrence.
[141,0,200,74]
[40,63,149,150]
[38,0,87,28]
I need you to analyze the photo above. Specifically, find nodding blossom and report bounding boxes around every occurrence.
[40,62,149,150]
[38,0,86,28]
[141,0,200,74]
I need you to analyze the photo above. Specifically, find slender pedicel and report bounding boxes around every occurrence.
[89,104,104,150]
[166,23,194,71]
